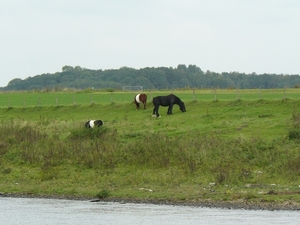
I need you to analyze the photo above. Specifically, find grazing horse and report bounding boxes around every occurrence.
[134,93,147,110]
[152,94,186,117]
[85,120,103,128]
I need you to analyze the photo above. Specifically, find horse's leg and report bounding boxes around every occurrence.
[152,105,160,117]
[167,104,174,114]
[143,101,146,109]
[152,106,156,116]
[136,103,140,109]
[156,106,160,117]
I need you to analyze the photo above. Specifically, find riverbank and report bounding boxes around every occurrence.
[2,192,300,211]
[1,100,300,212]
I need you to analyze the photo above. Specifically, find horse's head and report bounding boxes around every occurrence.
[180,102,186,112]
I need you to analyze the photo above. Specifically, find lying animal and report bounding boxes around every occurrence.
[85,120,103,128]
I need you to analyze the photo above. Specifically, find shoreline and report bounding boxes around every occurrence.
[1,193,300,211]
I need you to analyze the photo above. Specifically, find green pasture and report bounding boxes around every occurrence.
[1,89,299,141]
[1,89,300,206]
[0,97,299,140]
[1,88,300,108]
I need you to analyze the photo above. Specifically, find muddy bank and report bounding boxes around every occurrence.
[98,197,300,211]
[1,192,300,211]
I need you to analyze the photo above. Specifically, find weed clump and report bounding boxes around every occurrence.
[288,129,300,140]
[69,126,109,140]
[289,106,300,140]
[96,189,110,199]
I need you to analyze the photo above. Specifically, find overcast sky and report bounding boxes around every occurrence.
[1,0,299,87]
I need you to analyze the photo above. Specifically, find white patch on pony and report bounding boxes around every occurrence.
[135,94,141,103]
[89,120,95,128]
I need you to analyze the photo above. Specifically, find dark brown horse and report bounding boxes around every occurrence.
[152,94,186,117]
[134,93,147,109]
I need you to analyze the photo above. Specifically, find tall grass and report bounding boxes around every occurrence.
[288,105,300,139]
[1,120,300,187]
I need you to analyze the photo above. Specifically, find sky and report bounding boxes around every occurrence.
[1,0,300,87]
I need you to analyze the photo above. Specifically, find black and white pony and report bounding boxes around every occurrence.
[85,120,103,128]
[134,93,147,110]
[152,94,186,117]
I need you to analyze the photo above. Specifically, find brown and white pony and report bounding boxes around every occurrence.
[134,93,147,110]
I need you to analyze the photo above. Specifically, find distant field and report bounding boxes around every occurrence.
[0,88,300,108]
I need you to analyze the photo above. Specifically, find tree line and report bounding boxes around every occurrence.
[2,64,300,91]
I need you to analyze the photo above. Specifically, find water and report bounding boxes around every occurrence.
[0,197,299,225]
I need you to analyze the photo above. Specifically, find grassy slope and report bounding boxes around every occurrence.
[1,93,300,207]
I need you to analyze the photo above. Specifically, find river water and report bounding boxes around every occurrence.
[0,197,299,225]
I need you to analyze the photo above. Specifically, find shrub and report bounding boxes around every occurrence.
[288,129,300,140]
[96,189,110,199]
[292,106,300,129]
[69,126,109,140]
[289,106,300,140]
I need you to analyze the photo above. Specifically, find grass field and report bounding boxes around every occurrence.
[1,88,300,107]
[1,89,300,207]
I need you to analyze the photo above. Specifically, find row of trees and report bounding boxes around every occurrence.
[2,64,300,91]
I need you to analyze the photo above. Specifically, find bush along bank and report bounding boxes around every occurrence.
[1,121,300,210]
